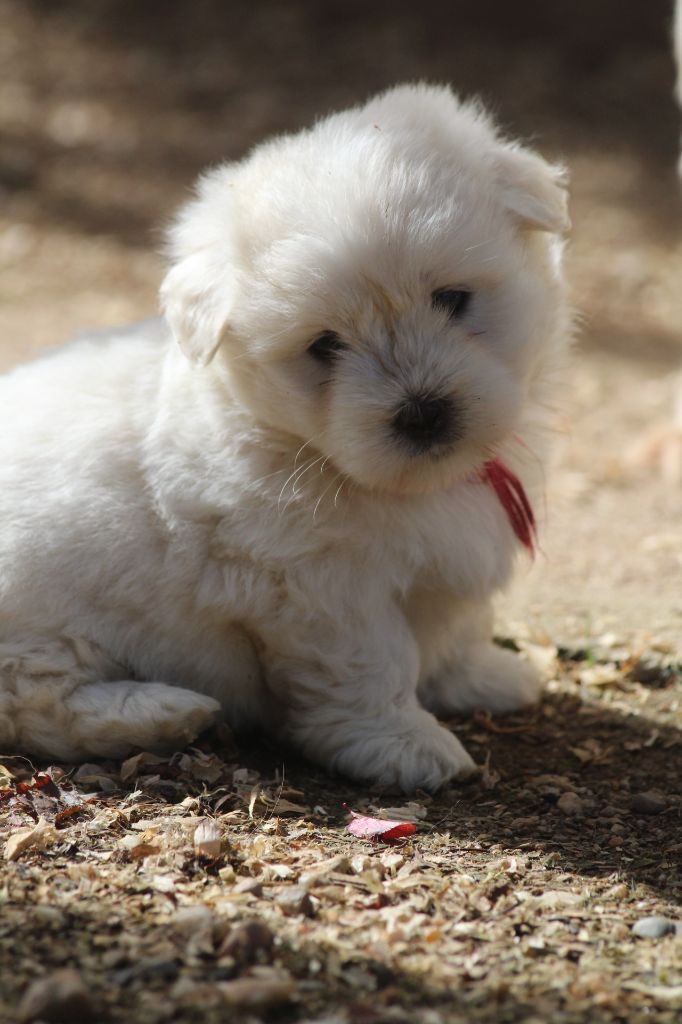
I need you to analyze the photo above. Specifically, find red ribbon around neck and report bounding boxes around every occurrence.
[480,456,536,555]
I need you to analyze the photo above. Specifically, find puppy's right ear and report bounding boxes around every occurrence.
[160,172,238,367]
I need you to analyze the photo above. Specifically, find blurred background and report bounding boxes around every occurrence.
[0,0,680,652]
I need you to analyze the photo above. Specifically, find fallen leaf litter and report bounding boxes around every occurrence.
[1,648,680,1024]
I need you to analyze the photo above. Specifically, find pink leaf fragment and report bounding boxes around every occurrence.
[344,805,417,843]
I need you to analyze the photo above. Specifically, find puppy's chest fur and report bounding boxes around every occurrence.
[157,462,520,721]
[194,456,518,620]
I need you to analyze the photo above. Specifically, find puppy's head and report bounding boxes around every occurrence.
[162,84,568,494]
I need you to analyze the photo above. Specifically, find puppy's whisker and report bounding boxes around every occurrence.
[292,455,325,495]
[287,455,319,489]
[312,471,344,521]
[333,476,349,508]
[249,453,320,490]
[211,348,253,365]
[463,239,495,253]
[278,455,326,516]
[294,439,314,469]
[277,456,318,513]
[247,467,286,489]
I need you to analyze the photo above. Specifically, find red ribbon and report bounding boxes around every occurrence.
[480,456,536,554]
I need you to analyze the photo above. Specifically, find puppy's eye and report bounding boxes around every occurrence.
[308,331,347,363]
[432,287,472,319]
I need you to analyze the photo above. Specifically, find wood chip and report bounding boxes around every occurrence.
[218,977,294,1009]
[4,816,57,861]
[193,817,222,859]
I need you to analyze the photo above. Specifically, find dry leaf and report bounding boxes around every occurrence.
[4,816,57,861]
[120,751,168,783]
[248,784,261,819]
[535,889,585,909]
[345,806,417,843]
[473,710,533,735]
[578,664,621,687]
[128,842,161,861]
[177,750,224,783]
[481,751,500,790]
[72,763,119,792]
[54,804,86,828]
[376,802,428,823]
[264,797,311,816]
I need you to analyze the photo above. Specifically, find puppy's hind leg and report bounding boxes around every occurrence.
[0,635,220,761]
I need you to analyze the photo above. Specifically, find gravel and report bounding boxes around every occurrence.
[630,792,668,816]
[631,917,680,939]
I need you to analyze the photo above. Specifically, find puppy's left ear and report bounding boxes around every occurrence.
[160,254,234,367]
[161,171,239,367]
[495,146,570,235]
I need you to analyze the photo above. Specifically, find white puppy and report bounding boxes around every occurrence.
[0,85,570,791]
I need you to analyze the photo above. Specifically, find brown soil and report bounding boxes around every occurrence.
[0,3,680,1022]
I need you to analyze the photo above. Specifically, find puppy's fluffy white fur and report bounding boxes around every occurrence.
[0,85,570,791]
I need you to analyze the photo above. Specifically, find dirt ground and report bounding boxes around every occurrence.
[0,2,680,1022]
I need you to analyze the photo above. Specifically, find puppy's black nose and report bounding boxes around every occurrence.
[392,393,458,450]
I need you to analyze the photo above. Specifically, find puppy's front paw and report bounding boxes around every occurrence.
[420,645,543,717]
[383,717,477,793]
[303,707,477,793]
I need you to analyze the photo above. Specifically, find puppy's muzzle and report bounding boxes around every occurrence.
[392,392,462,453]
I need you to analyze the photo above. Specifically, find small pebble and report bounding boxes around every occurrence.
[220,920,274,964]
[630,792,666,816]
[234,877,263,897]
[139,958,180,981]
[0,147,38,190]
[276,885,315,917]
[632,916,679,939]
[17,969,98,1023]
[509,815,540,830]
[173,905,214,936]
[557,792,584,816]
[605,883,629,899]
